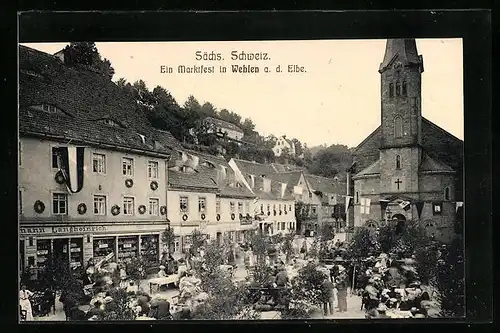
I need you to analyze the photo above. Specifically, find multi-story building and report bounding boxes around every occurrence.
[167,150,257,253]
[229,159,296,236]
[203,116,245,141]
[18,45,176,276]
[272,135,296,157]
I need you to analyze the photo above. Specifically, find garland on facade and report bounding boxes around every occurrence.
[34,200,45,214]
[77,203,87,215]
[150,181,158,191]
[111,205,120,216]
[125,179,134,188]
[138,205,146,214]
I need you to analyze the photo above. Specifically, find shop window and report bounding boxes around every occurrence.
[198,197,206,213]
[69,238,83,269]
[118,236,138,263]
[93,195,107,215]
[36,240,51,272]
[444,187,450,201]
[92,153,106,174]
[216,200,221,214]
[52,193,68,215]
[396,155,401,169]
[122,157,134,176]
[149,198,159,215]
[180,196,189,213]
[123,197,135,215]
[433,202,442,215]
[389,83,394,97]
[148,161,159,179]
[230,201,235,213]
[394,117,403,138]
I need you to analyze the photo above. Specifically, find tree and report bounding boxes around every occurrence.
[63,42,115,79]
[344,227,376,263]
[250,232,270,265]
[200,102,217,117]
[161,227,176,255]
[282,232,296,264]
[292,138,304,157]
[241,118,256,135]
[100,288,136,320]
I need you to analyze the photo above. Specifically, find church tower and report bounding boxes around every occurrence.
[378,39,424,196]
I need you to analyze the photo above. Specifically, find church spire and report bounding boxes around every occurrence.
[379,39,424,73]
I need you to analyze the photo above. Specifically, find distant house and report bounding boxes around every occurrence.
[203,117,244,141]
[273,135,296,157]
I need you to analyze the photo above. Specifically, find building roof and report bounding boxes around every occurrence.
[168,166,219,191]
[271,163,304,173]
[219,185,256,199]
[379,39,423,72]
[19,44,180,157]
[185,149,230,168]
[232,158,277,177]
[19,45,152,134]
[304,174,347,195]
[19,107,172,157]
[354,159,381,177]
[419,152,454,173]
[203,116,244,133]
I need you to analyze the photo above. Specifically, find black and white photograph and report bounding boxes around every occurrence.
[17,12,477,322]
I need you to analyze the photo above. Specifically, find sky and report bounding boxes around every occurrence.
[22,39,463,148]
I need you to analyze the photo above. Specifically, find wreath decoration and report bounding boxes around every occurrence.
[138,205,146,214]
[54,171,65,184]
[182,214,188,221]
[239,213,243,219]
[77,203,87,215]
[231,213,235,220]
[111,205,120,216]
[216,214,221,221]
[160,206,167,215]
[284,210,288,215]
[246,213,251,219]
[201,213,206,220]
[273,210,277,216]
[279,210,282,215]
[34,200,45,214]
[150,181,158,191]
[125,178,134,188]
[267,211,271,216]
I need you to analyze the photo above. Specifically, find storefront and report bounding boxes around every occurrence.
[19,222,167,278]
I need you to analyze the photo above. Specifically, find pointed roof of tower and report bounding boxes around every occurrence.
[379,39,423,73]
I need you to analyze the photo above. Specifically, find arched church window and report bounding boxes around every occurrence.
[402,81,407,96]
[444,187,450,201]
[396,82,401,96]
[396,155,401,169]
[389,83,394,97]
[394,117,403,138]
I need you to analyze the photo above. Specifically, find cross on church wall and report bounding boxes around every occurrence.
[394,178,403,190]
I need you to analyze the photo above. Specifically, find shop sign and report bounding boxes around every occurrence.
[20,225,107,235]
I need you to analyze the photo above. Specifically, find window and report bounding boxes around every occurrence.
[267,204,270,212]
[180,197,188,213]
[278,204,282,211]
[230,202,235,213]
[396,155,401,169]
[281,222,286,230]
[260,204,264,212]
[289,204,292,212]
[122,157,134,176]
[311,206,317,214]
[19,189,22,214]
[245,202,250,213]
[148,161,159,179]
[238,202,243,213]
[123,197,135,215]
[93,195,107,215]
[433,202,442,215]
[19,142,22,166]
[444,187,450,201]
[174,237,181,253]
[389,83,394,97]
[216,200,221,214]
[356,192,359,203]
[394,116,403,138]
[198,197,206,213]
[51,147,62,169]
[396,82,401,96]
[52,193,68,215]
[149,198,159,215]
[273,204,276,211]
[92,153,106,174]
[402,81,407,96]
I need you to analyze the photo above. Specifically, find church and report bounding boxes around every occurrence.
[347,39,464,242]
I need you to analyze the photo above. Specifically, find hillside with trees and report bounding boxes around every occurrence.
[63,42,353,178]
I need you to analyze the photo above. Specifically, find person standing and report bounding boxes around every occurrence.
[335,266,349,312]
[321,276,336,316]
[19,284,34,321]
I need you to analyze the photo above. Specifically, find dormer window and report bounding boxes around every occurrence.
[99,118,122,128]
[201,161,215,168]
[236,182,242,188]
[180,166,187,172]
[32,104,66,115]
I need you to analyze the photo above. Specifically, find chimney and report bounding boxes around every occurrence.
[186,154,199,170]
[281,182,287,198]
[248,174,255,188]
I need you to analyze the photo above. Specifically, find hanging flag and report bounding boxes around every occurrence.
[399,200,411,211]
[415,201,425,219]
[57,146,85,194]
[455,201,464,212]
[365,198,371,214]
[345,196,352,214]
[359,198,365,214]
[253,197,260,213]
